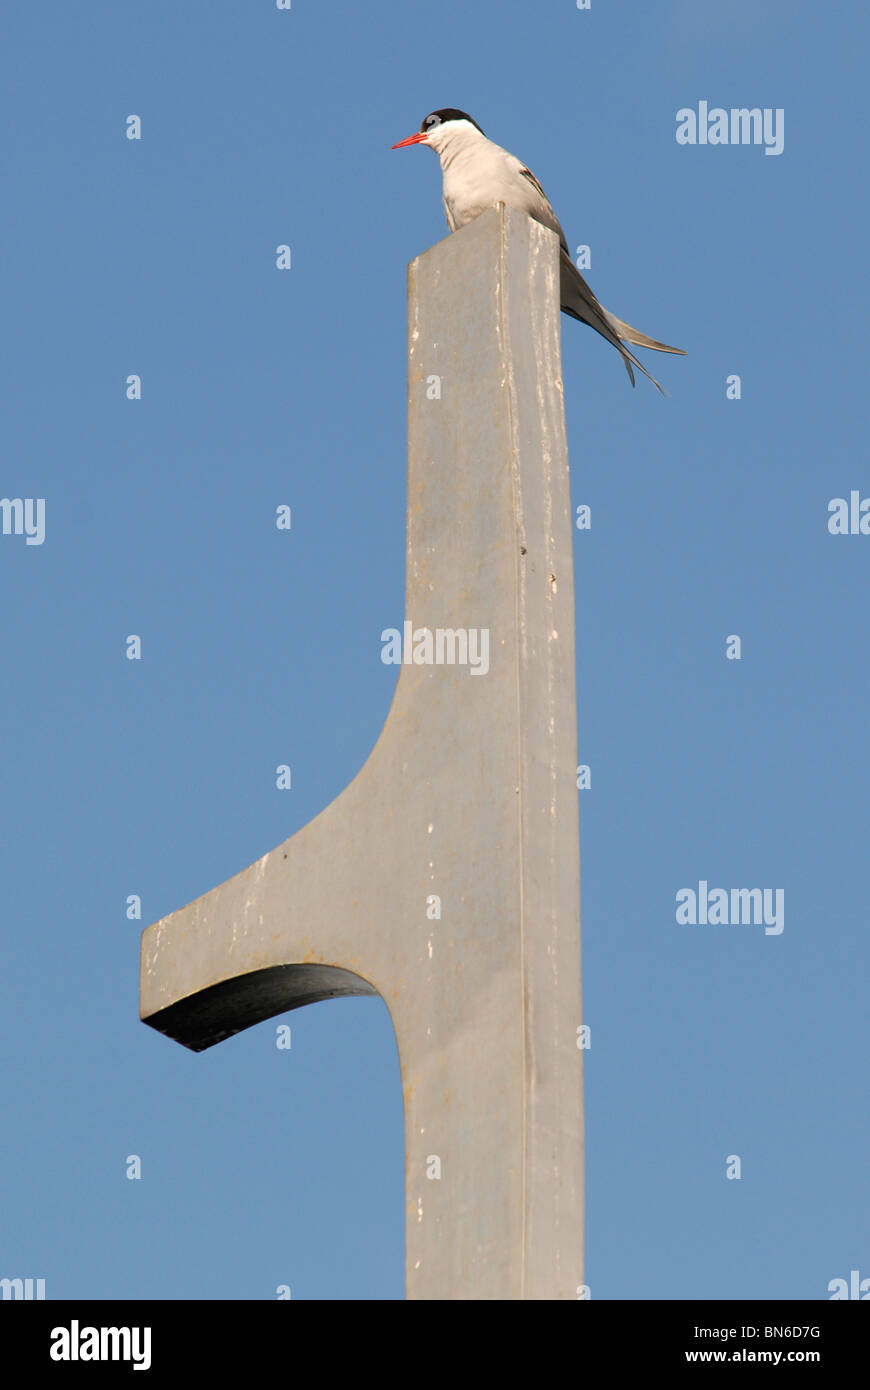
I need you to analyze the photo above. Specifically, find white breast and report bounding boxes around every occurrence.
[439,135,566,248]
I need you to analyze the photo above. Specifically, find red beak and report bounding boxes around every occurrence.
[391,132,429,149]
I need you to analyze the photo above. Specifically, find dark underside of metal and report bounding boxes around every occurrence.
[143,963,378,1052]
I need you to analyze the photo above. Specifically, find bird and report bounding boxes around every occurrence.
[392,108,685,393]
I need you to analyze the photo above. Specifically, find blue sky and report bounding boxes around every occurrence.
[2,0,867,1300]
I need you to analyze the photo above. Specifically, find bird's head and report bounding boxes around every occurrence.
[391,109,485,155]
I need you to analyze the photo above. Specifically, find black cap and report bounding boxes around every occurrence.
[420,109,485,135]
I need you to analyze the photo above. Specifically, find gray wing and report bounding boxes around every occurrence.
[519,166,571,256]
[516,158,682,390]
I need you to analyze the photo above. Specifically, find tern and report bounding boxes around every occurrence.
[392,108,685,393]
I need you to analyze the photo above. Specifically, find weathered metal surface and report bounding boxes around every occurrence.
[140,205,583,1299]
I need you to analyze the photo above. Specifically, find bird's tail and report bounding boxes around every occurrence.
[604,313,687,357]
[559,253,685,394]
[560,253,668,394]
